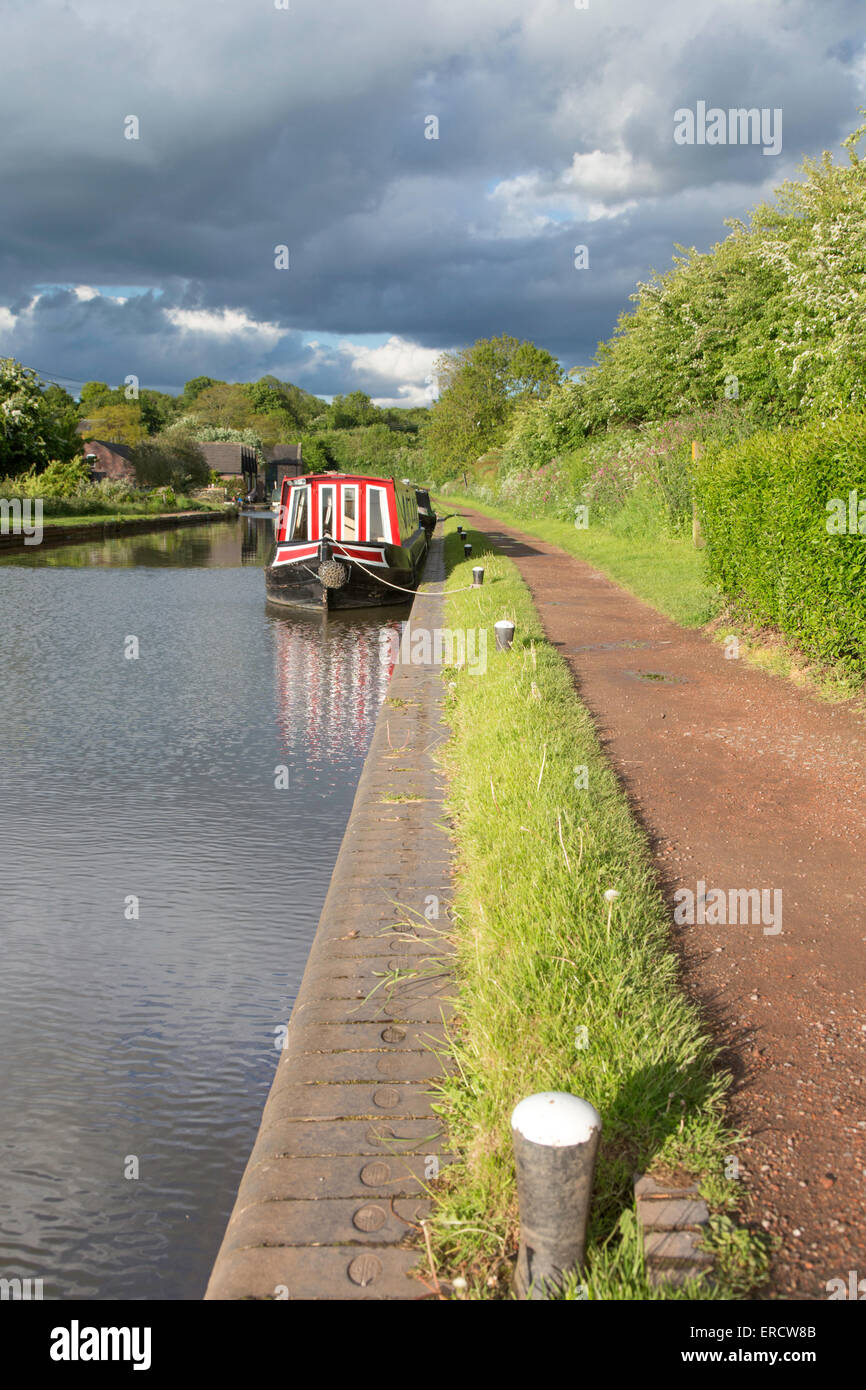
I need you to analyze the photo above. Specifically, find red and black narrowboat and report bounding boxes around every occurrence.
[415,487,437,538]
[265,471,429,609]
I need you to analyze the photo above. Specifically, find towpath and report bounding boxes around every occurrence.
[460,507,866,1300]
[205,535,454,1300]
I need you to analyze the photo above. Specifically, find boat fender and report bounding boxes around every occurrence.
[318,557,349,588]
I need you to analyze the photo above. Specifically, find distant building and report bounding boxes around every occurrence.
[82,440,137,483]
[262,443,303,500]
[197,443,258,493]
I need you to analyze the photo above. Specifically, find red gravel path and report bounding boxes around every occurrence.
[464,508,866,1301]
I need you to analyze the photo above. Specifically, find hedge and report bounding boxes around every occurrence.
[694,415,866,675]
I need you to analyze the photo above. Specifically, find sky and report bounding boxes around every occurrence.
[0,0,864,406]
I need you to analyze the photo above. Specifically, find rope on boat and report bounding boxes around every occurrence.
[305,540,480,597]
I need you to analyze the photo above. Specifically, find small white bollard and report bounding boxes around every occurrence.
[494,618,515,651]
[511,1092,602,1300]
[472,566,484,587]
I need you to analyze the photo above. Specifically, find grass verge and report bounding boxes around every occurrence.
[439,492,721,627]
[426,517,770,1299]
[36,501,228,526]
[440,493,865,711]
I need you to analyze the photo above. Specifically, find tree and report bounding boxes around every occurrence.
[298,434,336,472]
[139,389,180,435]
[181,376,223,408]
[78,380,119,415]
[325,391,380,430]
[129,430,208,489]
[170,418,265,462]
[80,402,146,445]
[40,382,84,462]
[186,382,259,431]
[244,376,325,435]
[575,112,866,429]
[423,335,561,478]
[0,358,81,475]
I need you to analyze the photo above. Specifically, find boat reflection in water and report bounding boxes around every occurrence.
[268,601,405,765]
[240,512,276,565]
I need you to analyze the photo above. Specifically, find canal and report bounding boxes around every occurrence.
[0,514,405,1299]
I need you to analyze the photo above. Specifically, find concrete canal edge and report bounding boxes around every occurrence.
[205,532,455,1300]
[0,507,231,552]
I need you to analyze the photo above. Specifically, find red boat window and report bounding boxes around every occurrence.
[320,485,335,538]
[342,485,358,541]
[289,485,309,541]
[367,486,390,543]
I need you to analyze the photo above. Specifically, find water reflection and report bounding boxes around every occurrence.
[0,514,277,570]
[0,516,406,1299]
[270,605,403,764]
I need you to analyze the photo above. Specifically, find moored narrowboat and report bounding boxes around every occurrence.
[265,471,429,609]
[415,487,437,538]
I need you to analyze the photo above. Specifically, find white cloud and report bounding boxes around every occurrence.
[163,306,283,346]
[486,147,665,235]
[335,335,441,408]
[344,335,438,382]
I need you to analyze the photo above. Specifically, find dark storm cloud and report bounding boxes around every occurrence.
[0,0,864,398]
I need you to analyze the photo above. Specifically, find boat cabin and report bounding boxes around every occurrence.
[266,472,428,609]
[276,472,421,548]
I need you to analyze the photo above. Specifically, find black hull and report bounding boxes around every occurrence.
[265,533,428,610]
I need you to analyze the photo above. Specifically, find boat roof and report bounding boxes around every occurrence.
[289,471,408,487]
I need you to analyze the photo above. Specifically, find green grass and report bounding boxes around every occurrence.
[35,501,227,526]
[425,517,769,1299]
[439,491,865,710]
[439,493,723,628]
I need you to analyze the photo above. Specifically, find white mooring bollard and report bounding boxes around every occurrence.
[472,566,484,587]
[511,1092,602,1299]
[494,618,515,651]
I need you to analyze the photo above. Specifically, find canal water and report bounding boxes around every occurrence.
[0,515,405,1299]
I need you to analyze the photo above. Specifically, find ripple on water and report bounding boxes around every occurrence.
[0,538,402,1298]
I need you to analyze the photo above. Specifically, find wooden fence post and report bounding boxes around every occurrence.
[691,440,705,549]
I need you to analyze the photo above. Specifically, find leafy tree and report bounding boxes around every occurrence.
[181,376,223,407]
[423,335,561,477]
[325,391,380,430]
[244,375,324,434]
[170,418,265,462]
[501,379,588,473]
[0,358,81,474]
[139,389,180,435]
[78,380,118,414]
[40,382,84,462]
[80,402,146,444]
[575,112,866,429]
[298,434,336,472]
[129,430,208,489]
[381,405,430,434]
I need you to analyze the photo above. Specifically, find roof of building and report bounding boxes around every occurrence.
[197,442,257,473]
[81,439,136,460]
[262,443,303,464]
